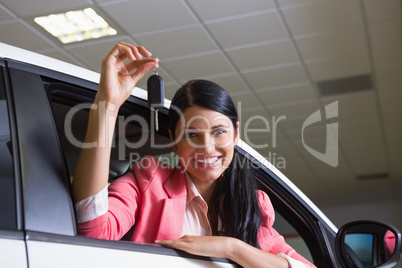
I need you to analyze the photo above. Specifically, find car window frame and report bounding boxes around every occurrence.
[0,60,24,232]
[237,146,337,267]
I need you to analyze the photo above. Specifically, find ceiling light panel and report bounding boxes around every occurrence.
[34,8,117,44]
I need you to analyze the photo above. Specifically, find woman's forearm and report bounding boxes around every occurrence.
[157,236,292,268]
[72,100,119,202]
[72,42,158,203]
[228,238,290,268]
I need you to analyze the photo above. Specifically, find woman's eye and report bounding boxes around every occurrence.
[213,129,227,135]
[184,132,197,138]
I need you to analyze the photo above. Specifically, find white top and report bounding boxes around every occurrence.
[181,173,212,236]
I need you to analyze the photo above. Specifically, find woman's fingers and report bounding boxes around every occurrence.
[109,42,158,80]
[102,42,154,73]
[113,42,152,63]
[103,42,157,79]
[135,45,153,58]
[156,235,233,259]
[157,237,195,254]
[125,58,159,77]
[97,42,158,106]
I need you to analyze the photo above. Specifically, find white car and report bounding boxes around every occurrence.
[0,42,400,268]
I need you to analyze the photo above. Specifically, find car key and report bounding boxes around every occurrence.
[147,69,164,132]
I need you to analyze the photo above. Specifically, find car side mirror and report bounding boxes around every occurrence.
[335,220,401,268]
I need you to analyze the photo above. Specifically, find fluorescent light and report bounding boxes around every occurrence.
[34,8,117,44]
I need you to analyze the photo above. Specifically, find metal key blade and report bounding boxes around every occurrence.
[154,108,159,132]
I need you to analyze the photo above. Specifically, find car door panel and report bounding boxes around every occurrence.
[0,231,27,268]
[25,232,235,268]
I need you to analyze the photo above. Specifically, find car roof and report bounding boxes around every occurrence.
[0,42,171,109]
[0,42,337,232]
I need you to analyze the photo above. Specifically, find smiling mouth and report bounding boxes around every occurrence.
[194,156,222,168]
[195,157,220,164]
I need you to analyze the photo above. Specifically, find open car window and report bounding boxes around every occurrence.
[273,211,313,262]
[46,81,172,183]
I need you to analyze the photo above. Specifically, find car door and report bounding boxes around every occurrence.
[4,57,235,268]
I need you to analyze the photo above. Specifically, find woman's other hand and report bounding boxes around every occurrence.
[97,41,159,107]
[157,235,235,259]
[157,235,292,268]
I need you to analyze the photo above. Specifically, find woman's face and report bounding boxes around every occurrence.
[171,105,239,184]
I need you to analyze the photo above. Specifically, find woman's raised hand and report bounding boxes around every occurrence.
[97,42,159,108]
[72,42,158,202]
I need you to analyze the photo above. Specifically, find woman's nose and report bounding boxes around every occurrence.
[198,134,214,154]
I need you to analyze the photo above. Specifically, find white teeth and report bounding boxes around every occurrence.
[196,157,219,164]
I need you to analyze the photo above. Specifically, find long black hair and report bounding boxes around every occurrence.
[168,79,261,248]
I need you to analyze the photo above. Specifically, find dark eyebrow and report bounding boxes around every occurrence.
[183,124,229,130]
[212,124,229,129]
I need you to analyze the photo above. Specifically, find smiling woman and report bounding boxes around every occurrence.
[72,42,316,268]
[171,105,238,191]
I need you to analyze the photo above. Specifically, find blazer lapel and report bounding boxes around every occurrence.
[155,166,187,241]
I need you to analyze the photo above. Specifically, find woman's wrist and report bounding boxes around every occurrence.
[91,99,120,120]
[93,96,121,112]
[225,237,241,260]
[84,98,120,149]
[225,238,291,268]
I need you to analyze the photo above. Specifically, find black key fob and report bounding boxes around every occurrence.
[147,70,164,131]
[147,71,164,110]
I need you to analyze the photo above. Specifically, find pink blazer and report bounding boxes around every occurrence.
[79,156,315,266]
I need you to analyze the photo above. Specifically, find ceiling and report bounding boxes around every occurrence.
[0,0,401,210]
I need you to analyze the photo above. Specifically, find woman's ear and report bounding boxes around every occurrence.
[168,130,177,152]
